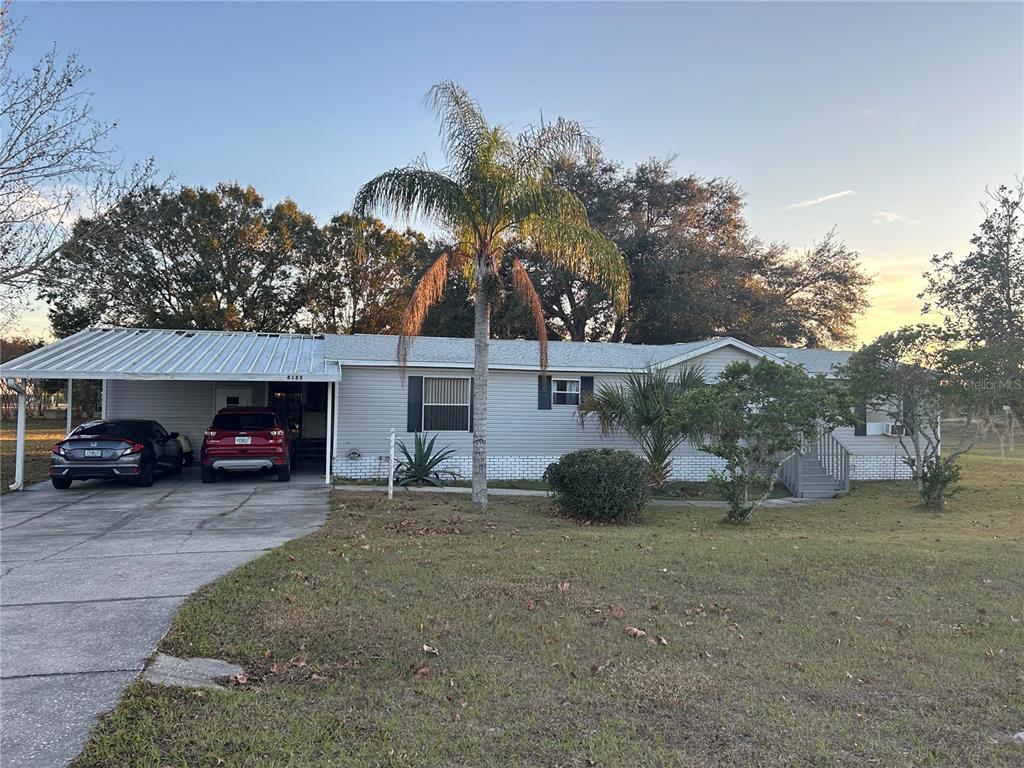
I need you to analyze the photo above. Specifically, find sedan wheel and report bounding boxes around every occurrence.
[136,459,156,488]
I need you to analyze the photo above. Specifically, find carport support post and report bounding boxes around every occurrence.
[6,379,26,491]
[324,381,334,486]
[65,378,73,435]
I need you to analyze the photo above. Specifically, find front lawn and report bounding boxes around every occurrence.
[0,417,64,492]
[76,453,1023,767]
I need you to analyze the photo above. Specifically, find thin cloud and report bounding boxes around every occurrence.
[873,210,919,225]
[783,190,854,210]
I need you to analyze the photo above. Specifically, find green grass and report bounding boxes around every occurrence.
[0,418,65,492]
[75,452,1023,767]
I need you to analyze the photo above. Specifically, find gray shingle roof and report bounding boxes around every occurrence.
[325,334,722,371]
[760,347,852,376]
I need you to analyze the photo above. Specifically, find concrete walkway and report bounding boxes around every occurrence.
[334,483,827,507]
[0,467,330,767]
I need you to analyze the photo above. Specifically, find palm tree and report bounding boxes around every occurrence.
[354,82,630,510]
[578,365,707,488]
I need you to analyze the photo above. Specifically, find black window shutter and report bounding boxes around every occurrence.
[580,376,594,398]
[468,379,474,432]
[407,376,423,433]
[854,402,868,437]
[538,375,552,410]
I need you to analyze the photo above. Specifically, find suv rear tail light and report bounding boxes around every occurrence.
[120,442,145,456]
[269,429,285,442]
[52,443,66,456]
[204,429,217,439]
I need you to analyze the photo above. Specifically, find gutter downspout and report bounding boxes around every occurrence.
[5,378,27,491]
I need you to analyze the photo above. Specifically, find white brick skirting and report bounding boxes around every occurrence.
[332,452,727,482]
[849,454,913,481]
[333,450,912,483]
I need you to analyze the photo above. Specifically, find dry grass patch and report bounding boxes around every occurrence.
[75,453,1023,767]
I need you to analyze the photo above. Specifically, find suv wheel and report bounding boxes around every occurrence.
[200,465,216,484]
[277,462,291,482]
[51,477,72,490]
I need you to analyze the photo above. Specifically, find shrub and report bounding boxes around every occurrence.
[543,449,651,523]
[910,455,963,510]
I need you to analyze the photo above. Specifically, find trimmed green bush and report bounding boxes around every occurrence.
[543,448,651,523]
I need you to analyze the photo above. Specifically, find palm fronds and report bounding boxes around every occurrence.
[510,257,548,370]
[578,365,708,488]
[396,250,468,368]
[353,165,472,230]
[521,216,631,314]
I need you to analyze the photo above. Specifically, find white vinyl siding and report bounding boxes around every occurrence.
[332,342,907,473]
[104,379,268,449]
[423,376,470,431]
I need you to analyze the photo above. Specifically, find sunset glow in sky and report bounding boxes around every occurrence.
[11,1,1023,345]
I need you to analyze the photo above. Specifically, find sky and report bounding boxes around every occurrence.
[9,1,1024,344]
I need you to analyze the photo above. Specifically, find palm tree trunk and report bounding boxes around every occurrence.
[472,257,490,509]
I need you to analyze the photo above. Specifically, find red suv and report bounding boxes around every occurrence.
[201,408,295,483]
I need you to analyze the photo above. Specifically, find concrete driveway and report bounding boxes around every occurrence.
[0,466,330,767]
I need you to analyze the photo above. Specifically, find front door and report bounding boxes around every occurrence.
[215,387,252,411]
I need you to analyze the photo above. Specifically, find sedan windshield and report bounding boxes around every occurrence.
[72,421,147,440]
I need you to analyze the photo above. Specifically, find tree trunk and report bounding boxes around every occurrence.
[472,257,491,509]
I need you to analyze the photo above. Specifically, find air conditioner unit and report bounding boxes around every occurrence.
[883,422,908,437]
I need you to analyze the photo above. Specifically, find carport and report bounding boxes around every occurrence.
[1,327,341,489]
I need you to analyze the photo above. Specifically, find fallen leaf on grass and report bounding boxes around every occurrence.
[289,644,308,668]
[610,605,626,619]
[411,663,430,678]
[311,673,327,683]
[624,627,646,638]
[591,660,612,675]
[655,635,669,646]
[228,673,248,686]
[284,593,296,603]
[423,644,439,655]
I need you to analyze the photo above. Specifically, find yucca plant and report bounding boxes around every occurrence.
[577,365,707,488]
[394,432,459,487]
[355,82,630,509]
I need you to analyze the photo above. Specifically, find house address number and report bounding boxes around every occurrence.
[285,374,304,381]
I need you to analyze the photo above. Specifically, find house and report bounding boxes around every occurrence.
[1,327,912,494]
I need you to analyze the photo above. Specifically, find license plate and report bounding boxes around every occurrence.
[234,436,251,445]
[84,449,102,458]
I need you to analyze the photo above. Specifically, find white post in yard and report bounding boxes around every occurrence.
[65,378,73,436]
[6,379,26,491]
[388,428,395,500]
[324,381,334,486]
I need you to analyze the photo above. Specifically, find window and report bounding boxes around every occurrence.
[423,377,470,431]
[553,379,580,406]
[212,412,279,431]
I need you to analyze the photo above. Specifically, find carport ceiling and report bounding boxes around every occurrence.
[1,327,338,381]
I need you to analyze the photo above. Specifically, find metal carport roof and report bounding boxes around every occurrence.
[1,327,339,381]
